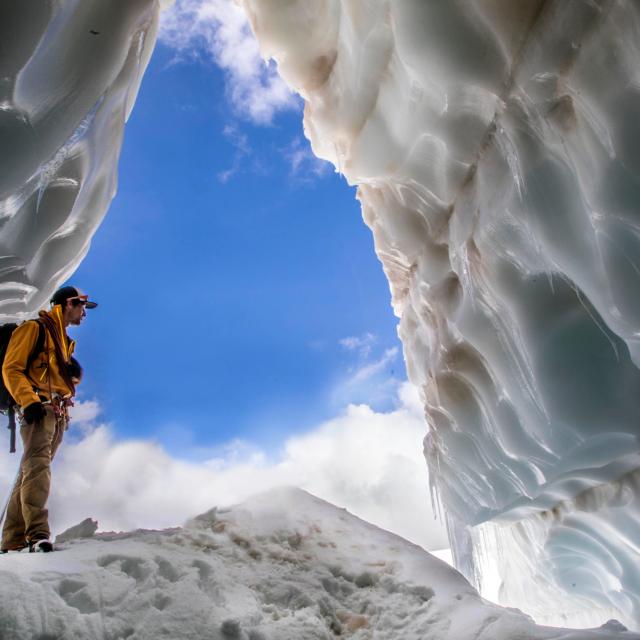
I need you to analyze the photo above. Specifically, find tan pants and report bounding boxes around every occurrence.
[1,406,65,550]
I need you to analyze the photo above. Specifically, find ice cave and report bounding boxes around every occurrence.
[1,0,640,637]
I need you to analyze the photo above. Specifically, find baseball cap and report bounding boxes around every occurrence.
[50,286,98,309]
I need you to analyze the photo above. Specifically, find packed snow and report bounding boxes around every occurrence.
[0,487,636,640]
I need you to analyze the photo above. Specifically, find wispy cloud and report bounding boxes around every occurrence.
[349,347,399,384]
[340,332,378,359]
[159,4,329,185]
[159,0,298,124]
[217,131,330,184]
[0,385,446,551]
[217,124,251,182]
[284,136,332,182]
[332,342,402,412]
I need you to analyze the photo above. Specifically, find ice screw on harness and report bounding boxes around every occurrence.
[7,407,15,454]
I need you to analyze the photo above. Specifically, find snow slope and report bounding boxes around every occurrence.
[0,488,635,640]
[238,0,640,629]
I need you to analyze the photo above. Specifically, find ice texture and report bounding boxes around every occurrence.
[472,468,640,630]
[0,0,160,318]
[239,0,640,629]
[0,487,637,640]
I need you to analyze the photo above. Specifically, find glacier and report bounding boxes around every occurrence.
[2,0,640,634]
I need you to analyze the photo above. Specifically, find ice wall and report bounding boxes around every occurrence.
[0,0,162,318]
[240,0,640,629]
[473,468,640,629]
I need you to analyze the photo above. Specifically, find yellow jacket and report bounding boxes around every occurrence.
[2,305,76,409]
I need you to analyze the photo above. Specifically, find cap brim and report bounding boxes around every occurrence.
[84,301,98,309]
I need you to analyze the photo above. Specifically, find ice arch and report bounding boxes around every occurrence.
[2,0,640,630]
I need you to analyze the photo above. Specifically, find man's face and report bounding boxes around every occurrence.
[65,299,86,326]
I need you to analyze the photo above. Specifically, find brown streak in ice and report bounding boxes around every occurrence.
[303,51,338,92]
[451,0,615,208]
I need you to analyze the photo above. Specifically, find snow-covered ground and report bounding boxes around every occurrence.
[0,488,635,640]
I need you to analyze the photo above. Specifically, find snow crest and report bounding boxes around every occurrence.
[0,488,636,640]
[239,0,640,629]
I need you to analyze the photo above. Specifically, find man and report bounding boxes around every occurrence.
[1,286,97,553]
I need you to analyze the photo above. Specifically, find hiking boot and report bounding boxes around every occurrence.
[1,545,29,554]
[29,539,54,553]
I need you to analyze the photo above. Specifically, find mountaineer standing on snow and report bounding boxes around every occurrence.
[1,286,97,553]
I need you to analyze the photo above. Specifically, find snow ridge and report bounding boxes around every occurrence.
[0,488,635,640]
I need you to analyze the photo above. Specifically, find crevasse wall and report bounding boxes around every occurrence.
[240,0,640,629]
[0,0,162,318]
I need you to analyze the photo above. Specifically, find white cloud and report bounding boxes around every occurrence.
[217,131,330,184]
[159,5,329,185]
[0,384,447,551]
[68,398,101,425]
[159,0,298,124]
[340,332,377,358]
[284,136,331,181]
[349,347,399,384]
[217,124,251,182]
[331,342,402,412]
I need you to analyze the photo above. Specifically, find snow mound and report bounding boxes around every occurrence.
[0,488,635,640]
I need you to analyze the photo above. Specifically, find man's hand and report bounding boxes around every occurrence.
[23,402,46,425]
[68,356,83,384]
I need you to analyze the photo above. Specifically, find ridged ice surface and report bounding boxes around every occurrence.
[0,0,160,317]
[240,0,640,629]
[473,468,640,629]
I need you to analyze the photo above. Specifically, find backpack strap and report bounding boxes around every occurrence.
[6,320,46,454]
[25,319,46,372]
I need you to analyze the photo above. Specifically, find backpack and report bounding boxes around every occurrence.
[0,320,46,452]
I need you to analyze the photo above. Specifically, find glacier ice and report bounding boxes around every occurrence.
[239,0,640,630]
[0,0,160,318]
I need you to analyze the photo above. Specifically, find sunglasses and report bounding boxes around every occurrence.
[68,295,97,309]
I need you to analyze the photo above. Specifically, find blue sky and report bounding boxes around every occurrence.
[0,1,448,551]
[71,35,403,456]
